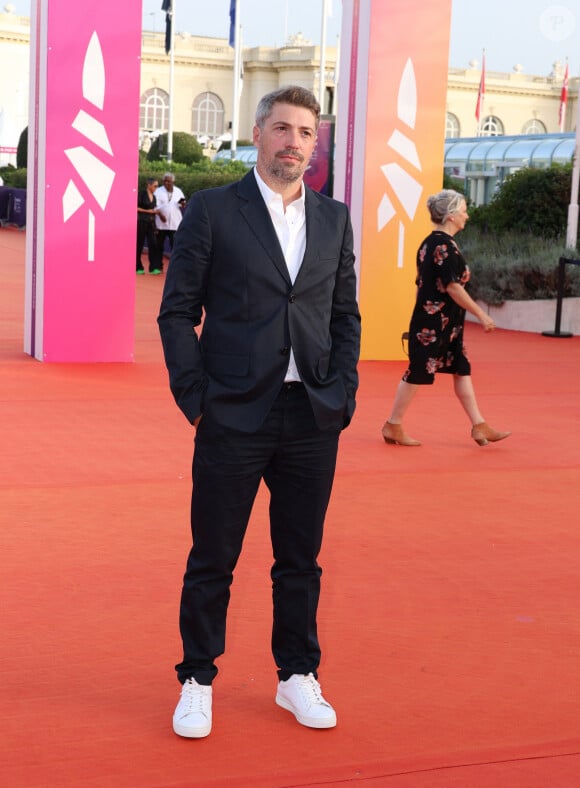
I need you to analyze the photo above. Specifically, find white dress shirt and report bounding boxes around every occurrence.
[254,168,306,383]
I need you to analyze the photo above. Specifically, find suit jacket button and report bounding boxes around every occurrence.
[280,347,290,356]
[288,294,296,303]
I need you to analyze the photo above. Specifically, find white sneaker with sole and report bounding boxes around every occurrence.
[275,673,337,729]
[173,677,212,738]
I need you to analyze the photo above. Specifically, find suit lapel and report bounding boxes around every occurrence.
[236,173,324,287]
[237,172,290,284]
[298,186,322,280]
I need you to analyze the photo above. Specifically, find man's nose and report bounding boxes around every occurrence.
[285,129,300,148]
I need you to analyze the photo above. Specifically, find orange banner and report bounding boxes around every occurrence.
[337,0,453,360]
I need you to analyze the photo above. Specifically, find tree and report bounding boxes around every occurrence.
[17,127,28,169]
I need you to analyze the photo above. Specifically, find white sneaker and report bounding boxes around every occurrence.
[275,673,337,729]
[172,677,212,738]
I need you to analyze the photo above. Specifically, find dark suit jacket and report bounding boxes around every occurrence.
[158,169,361,433]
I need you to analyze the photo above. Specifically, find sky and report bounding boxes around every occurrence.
[8,1,580,77]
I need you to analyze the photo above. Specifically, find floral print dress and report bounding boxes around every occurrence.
[403,230,472,385]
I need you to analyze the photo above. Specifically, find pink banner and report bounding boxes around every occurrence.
[26,0,142,361]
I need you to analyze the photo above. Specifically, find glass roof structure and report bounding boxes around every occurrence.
[444,133,575,172]
[444,133,576,204]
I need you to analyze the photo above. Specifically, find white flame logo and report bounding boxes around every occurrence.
[377,58,423,268]
[62,32,115,261]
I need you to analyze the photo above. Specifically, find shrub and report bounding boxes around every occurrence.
[484,164,573,239]
[147,132,204,166]
[217,139,253,151]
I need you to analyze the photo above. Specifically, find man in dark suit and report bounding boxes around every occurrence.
[158,86,361,738]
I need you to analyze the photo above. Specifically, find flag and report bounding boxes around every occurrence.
[229,0,236,48]
[559,60,569,130]
[475,50,486,123]
[162,0,172,55]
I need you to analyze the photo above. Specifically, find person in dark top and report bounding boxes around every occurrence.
[137,177,162,274]
[158,86,361,739]
[381,189,511,447]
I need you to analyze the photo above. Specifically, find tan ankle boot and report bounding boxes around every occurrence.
[471,422,511,446]
[382,421,421,446]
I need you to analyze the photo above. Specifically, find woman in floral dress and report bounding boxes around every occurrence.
[381,189,511,447]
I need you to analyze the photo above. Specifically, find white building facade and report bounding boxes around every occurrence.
[0,8,578,167]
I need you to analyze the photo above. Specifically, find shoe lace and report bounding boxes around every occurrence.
[298,674,328,708]
[182,679,210,714]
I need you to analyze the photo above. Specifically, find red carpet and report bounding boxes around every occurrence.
[1,228,580,786]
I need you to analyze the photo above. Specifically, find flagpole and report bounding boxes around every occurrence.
[565,79,580,249]
[318,0,328,112]
[475,49,485,136]
[167,0,175,164]
[231,0,241,161]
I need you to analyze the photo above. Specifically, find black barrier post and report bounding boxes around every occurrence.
[542,256,580,338]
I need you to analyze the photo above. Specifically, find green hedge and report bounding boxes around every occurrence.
[138,159,247,197]
[1,160,248,196]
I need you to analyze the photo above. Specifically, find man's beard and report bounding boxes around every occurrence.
[268,150,306,184]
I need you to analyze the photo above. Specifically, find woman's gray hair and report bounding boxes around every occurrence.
[426,189,465,224]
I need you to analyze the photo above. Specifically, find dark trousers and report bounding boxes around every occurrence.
[157,229,176,265]
[176,384,340,685]
[136,220,159,271]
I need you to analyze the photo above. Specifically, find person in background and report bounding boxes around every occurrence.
[136,177,162,274]
[381,189,511,447]
[158,85,361,739]
[154,173,186,271]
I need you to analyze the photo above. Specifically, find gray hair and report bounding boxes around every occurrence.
[255,85,320,130]
[162,172,175,182]
[426,189,465,224]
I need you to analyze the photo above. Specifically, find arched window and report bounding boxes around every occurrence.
[192,92,225,139]
[445,112,460,138]
[522,119,547,135]
[479,115,504,137]
[140,88,169,132]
